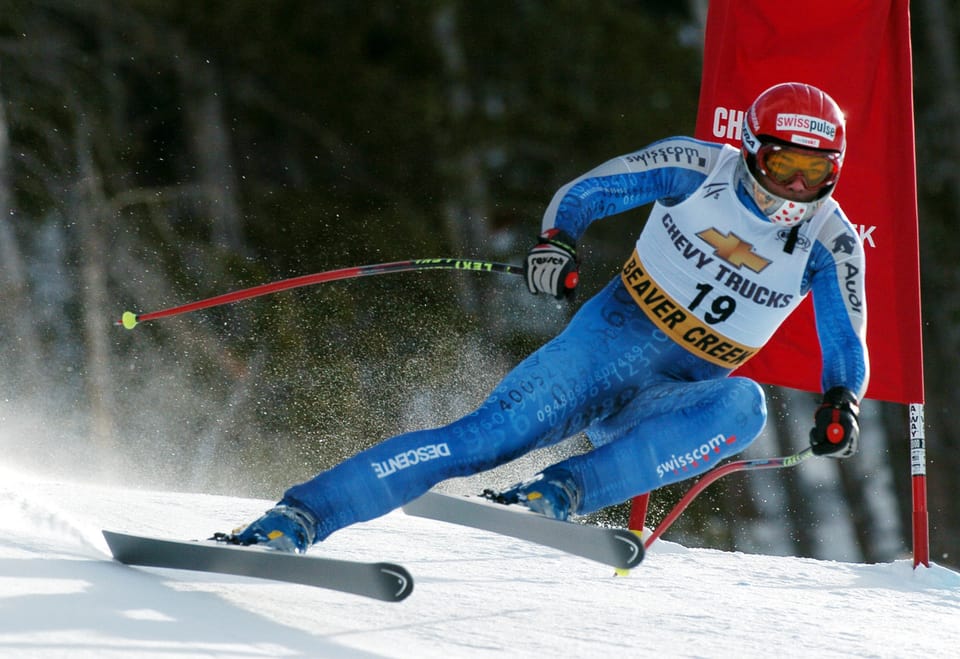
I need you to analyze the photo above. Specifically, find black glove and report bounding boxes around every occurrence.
[809,386,860,458]
[524,229,579,300]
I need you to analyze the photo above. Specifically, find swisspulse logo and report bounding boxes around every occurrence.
[697,228,771,273]
[775,113,838,140]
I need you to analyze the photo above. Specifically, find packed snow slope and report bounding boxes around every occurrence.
[2,465,958,659]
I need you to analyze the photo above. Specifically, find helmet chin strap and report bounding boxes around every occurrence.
[738,160,825,227]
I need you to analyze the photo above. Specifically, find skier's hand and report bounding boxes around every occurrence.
[809,387,860,458]
[524,229,579,300]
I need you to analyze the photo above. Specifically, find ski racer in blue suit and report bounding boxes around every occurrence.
[229,82,869,553]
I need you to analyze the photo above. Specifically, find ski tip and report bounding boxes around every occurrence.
[613,530,645,569]
[377,563,415,601]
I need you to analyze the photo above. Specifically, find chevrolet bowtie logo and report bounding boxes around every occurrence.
[697,228,771,273]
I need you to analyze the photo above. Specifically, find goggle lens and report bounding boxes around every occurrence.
[759,145,839,189]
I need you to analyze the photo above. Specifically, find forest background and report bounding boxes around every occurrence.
[1,1,957,568]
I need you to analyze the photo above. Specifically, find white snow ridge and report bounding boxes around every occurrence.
[1,466,958,658]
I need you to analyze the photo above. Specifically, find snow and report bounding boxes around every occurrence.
[2,464,959,659]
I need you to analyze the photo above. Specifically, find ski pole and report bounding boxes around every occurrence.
[644,447,815,549]
[116,258,524,329]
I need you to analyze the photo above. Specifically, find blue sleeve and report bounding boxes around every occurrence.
[804,224,870,398]
[542,137,721,240]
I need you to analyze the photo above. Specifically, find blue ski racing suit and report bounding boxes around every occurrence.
[265,136,869,545]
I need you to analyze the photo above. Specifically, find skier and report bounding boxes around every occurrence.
[228,82,868,553]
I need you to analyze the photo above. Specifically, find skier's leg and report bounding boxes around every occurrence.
[272,277,657,542]
[517,376,767,516]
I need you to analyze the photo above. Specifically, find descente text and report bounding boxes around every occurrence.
[373,443,452,479]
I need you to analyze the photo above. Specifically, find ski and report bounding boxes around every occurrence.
[102,530,413,602]
[402,491,644,570]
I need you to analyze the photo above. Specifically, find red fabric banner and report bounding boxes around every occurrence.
[694,0,923,404]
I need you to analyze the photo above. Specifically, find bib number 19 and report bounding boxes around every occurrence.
[689,283,736,324]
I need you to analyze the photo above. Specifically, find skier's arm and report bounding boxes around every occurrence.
[807,215,869,399]
[524,138,722,299]
[805,213,869,458]
[540,137,722,240]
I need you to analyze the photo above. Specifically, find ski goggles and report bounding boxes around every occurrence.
[757,144,840,190]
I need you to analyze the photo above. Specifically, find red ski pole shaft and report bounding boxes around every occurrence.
[644,448,814,549]
[117,258,523,329]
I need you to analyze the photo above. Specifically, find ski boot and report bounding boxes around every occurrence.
[220,504,318,554]
[484,468,581,521]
